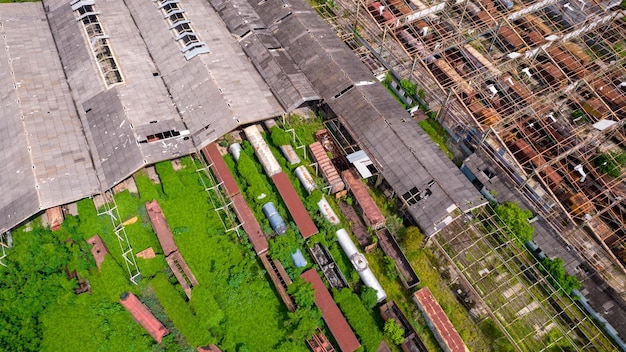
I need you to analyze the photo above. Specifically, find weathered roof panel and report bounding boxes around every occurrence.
[0,3,99,232]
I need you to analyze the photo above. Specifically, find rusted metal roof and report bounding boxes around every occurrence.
[342,169,385,230]
[120,292,169,343]
[309,142,345,194]
[301,268,361,352]
[232,194,269,255]
[203,143,240,197]
[414,288,469,352]
[272,172,318,239]
[145,200,178,256]
[87,235,108,271]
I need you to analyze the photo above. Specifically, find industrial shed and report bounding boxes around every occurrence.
[1,0,285,234]
[0,3,99,234]
[241,0,485,237]
[2,0,483,244]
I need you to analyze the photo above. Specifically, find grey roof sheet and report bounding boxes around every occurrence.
[253,0,485,235]
[252,0,373,99]
[0,3,99,232]
[212,0,265,37]
[330,85,485,235]
[124,0,283,147]
[81,89,144,189]
[46,0,195,186]
[212,0,320,111]
[241,32,320,111]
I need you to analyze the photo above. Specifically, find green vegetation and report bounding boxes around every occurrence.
[360,286,379,312]
[271,126,292,146]
[237,151,274,205]
[539,257,582,294]
[494,202,535,247]
[383,319,405,345]
[596,151,626,178]
[480,319,515,352]
[418,117,455,160]
[2,157,309,352]
[286,279,322,341]
[492,202,582,294]
[334,288,384,351]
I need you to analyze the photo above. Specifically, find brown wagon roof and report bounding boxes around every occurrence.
[232,194,269,254]
[202,143,240,197]
[87,234,108,270]
[309,142,345,194]
[301,268,360,352]
[342,169,385,229]
[414,287,468,352]
[146,200,178,256]
[120,292,169,343]
[272,172,318,239]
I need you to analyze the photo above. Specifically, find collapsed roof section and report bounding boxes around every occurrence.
[0,3,99,233]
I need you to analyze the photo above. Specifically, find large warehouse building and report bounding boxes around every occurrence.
[0,0,483,238]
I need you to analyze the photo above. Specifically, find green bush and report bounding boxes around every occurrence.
[334,288,384,351]
[149,273,213,346]
[540,257,582,294]
[383,318,405,345]
[271,127,292,146]
[360,286,379,311]
[494,202,534,247]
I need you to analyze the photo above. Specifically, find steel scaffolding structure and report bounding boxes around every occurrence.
[321,0,626,296]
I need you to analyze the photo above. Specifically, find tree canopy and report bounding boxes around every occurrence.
[494,202,534,247]
[383,318,405,345]
[271,127,292,147]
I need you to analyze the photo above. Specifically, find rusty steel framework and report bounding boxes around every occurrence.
[319,0,626,296]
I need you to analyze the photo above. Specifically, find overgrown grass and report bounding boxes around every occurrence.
[418,117,455,160]
[12,156,306,352]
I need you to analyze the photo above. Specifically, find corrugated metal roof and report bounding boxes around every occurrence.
[342,169,385,229]
[272,172,318,238]
[247,0,484,236]
[0,3,99,233]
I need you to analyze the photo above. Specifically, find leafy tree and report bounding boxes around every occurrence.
[360,286,378,311]
[399,79,417,97]
[271,127,292,146]
[596,152,626,178]
[305,190,324,212]
[385,215,405,241]
[540,257,582,294]
[269,229,301,264]
[0,227,78,351]
[288,279,316,308]
[383,318,405,345]
[285,306,322,341]
[383,255,398,281]
[494,202,534,247]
